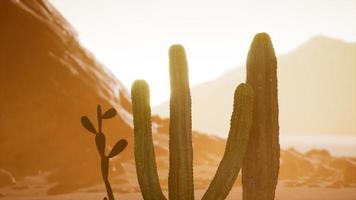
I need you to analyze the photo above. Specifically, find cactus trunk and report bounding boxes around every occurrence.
[101,157,114,200]
[242,33,280,200]
[131,80,166,200]
[202,83,254,200]
[131,42,263,200]
[168,45,194,200]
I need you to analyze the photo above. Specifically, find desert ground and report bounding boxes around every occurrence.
[1,187,356,200]
[1,166,356,200]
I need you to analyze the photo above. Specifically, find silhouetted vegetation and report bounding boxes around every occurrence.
[131,80,167,200]
[131,44,255,200]
[79,32,279,200]
[242,33,280,200]
[81,105,128,200]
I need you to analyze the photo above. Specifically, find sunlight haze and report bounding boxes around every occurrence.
[50,0,356,105]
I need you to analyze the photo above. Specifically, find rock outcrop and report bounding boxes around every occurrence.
[0,0,133,189]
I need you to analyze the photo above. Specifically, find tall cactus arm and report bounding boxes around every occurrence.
[131,80,166,200]
[202,83,254,200]
[242,32,280,200]
[168,45,195,200]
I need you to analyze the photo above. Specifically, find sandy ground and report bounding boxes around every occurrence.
[1,166,356,200]
[1,186,356,200]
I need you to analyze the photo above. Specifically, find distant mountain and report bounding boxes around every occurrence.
[153,36,356,137]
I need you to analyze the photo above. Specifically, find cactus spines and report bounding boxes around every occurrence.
[131,80,167,200]
[131,43,257,200]
[202,83,254,200]
[242,32,280,200]
[169,44,194,200]
[81,105,128,200]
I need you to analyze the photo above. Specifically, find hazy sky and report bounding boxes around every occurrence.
[50,0,356,105]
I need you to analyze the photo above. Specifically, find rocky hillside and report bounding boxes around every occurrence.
[0,0,228,193]
[0,0,134,188]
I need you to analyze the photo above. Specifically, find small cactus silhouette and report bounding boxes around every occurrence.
[81,105,128,200]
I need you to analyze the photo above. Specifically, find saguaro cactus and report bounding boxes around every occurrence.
[131,45,254,200]
[202,83,253,200]
[81,105,128,200]
[168,45,195,200]
[131,80,167,200]
[242,32,280,200]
